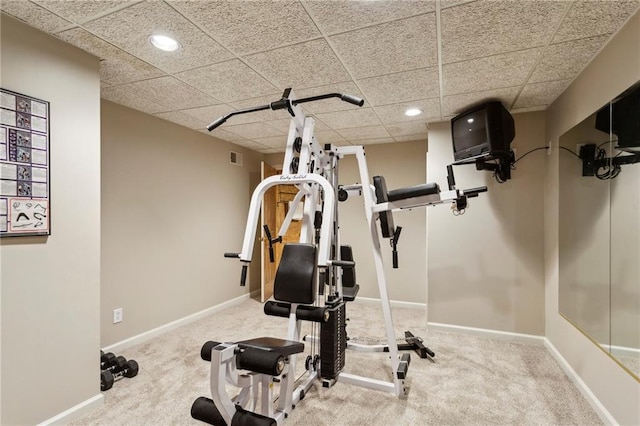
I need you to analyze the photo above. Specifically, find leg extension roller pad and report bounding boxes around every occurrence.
[191,397,276,426]
[236,348,285,376]
[191,397,226,426]
[200,341,222,362]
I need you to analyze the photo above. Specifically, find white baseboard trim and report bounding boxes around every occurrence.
[353,296,426,309]
[37,394,103,426]
[428,322,546,346]
[600,343,640,360]
[427,323,615,424]
[544,339,617,426]
[103,293,251,353]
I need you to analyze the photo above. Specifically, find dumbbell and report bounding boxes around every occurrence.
[100,351,115,370]
[102,354,127,373]
[100,355,127,391]
[101,359,139,391]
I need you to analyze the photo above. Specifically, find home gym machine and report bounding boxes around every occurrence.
[191,88,486,426]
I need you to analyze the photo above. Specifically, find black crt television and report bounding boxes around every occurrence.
[451,101,515,162]
[595,83,640,152]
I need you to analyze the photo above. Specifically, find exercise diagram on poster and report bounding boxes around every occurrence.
[0,88,50,237]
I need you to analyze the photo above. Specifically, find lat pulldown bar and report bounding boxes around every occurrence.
[207,88,364,131]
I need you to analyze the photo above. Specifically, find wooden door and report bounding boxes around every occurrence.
[273,185,303,266]
[261,162,278,302]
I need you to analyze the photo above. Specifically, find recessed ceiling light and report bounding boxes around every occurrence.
[467,118,474,123]
[405,108,422,117]
[149,34,181,52]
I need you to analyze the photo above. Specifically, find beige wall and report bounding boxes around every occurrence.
[339,141,428,303]
[427,112,546,335]
[0,15,101,425]
[265,139,428,303]
[101,100,262,346]
[545,9,640,426]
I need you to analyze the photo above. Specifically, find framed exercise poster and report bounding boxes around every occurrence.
[0,88,50,237]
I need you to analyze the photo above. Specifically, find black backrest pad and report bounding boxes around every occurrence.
[372,176,395,239]
[387,182,440,201]
[274,243,317,304]
[340,245,356,287]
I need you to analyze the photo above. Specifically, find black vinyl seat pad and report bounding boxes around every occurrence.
[237,337,304,356]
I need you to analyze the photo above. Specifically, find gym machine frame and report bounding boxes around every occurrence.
[193,88,487,425]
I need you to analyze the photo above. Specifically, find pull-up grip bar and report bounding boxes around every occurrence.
[207,88,364,131]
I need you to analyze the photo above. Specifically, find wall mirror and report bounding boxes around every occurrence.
[559,80,640,380]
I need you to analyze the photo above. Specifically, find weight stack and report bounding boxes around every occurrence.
[320,302,346,379]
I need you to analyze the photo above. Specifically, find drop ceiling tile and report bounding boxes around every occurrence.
[393,134,428,143]
[175,60,278,103]
[101,85,166,114]
[83,0,233,73]
[314,130,347,145]
[441,0,475,9]
[294,82,365,114]
[224,122,285,140]
[315,108,381,130]
[358,137,396,146]
[553,0,640,43]
[442,87,520,116]
[232,139,271,151]
[204,128,245,143]
[386,121,428,138]
[443,48,541,96]
[306,119,329,132]
[302,0,435,35]
[253,136,287,149]
[510,106,546,115]
[168,0,319,55]
[262,118,295,134]
[358,68,439,106]
[181,104,237,125]
[329,14,437,78]
[153,111,207,130]
[56,27,165,85]
[245,39,351,89]
[513,79,573,109]
[440,0,566,64]
[529,35,611,83]
[257,148,281,154]
[374,98,441,124]
[33,0,136,24]
[337,126,391,141]
[126,76,218,111]
[0,0,71,33]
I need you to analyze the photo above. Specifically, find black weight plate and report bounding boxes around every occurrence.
[112,356,127,371]
[101,370,114,391]
[124,359,139,378]
[103,352,115,365]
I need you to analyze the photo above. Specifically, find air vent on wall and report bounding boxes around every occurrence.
[230,151,243,166]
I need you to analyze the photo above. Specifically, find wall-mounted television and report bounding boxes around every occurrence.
[595,82,639,152]
[451,101,515,162]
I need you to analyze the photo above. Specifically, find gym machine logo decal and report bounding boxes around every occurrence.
[279,174,307,181]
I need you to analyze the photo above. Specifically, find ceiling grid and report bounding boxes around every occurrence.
[1,0,638,153]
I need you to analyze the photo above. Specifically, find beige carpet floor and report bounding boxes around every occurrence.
[71,298,603,425]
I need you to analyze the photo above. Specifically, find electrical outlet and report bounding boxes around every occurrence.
[113,308,123,324]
